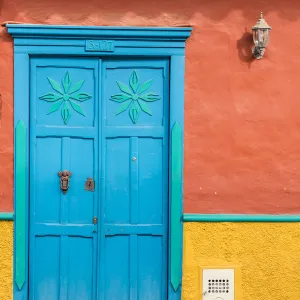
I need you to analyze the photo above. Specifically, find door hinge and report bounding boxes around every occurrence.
[93,217,98,224]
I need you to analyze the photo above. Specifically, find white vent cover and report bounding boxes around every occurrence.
[202,268,234,300]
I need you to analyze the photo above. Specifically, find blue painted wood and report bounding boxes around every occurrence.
[13,52,30,300]
[168,55,186,300]
[13,45,184,57]
[100,59,169,299]
[14,39,185,49]
[9,25,191,300]
[28,57,99,300]
[7,24,192,41]
[36,125,97,138]
[130,137,139,225]
[7,25,191,59]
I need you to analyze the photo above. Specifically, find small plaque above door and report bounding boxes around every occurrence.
[85,40,115,52]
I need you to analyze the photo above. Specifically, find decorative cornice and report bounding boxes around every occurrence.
[6,24,192,41]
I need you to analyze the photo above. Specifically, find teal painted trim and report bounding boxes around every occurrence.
[15,120,26,291]
[183,214,300,222]
[6,24,192,41]
[4,212,300,222]
[0,212,14,220]
[170,122,182,291]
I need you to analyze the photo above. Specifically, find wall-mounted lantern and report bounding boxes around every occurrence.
[252,12,272,59]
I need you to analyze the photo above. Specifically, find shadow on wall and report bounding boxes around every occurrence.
[236,28,256,68]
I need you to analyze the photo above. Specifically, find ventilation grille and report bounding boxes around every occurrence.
[202,269,234,300]
[208,278,230,294]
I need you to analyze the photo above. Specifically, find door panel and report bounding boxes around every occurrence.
[68,138,94,224]
[34,236,60,300]
[138,138,163,224]
[36,64,95,127]
[105,63,165,126]
[104,235,130,300]
[35,138,61,223]
[67,237,94,300]
[138,235,163,299]
[105,138,130,224]
[100,59,169,300]
[29,57,169,300]
[29,58,99,300]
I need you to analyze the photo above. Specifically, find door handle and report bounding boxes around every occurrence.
[58,170,72,194]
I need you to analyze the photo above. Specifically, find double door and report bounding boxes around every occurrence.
[29,57,170,299]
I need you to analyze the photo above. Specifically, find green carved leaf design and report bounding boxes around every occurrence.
[71,92,92,101]
[129,71,139,93]
[109,70,160,124]
[115,100,132,115]
[110,94,132,102]
[68,80,84,94]
[139,93,161,102]
[129,102,140,124]
[39,93,63,102]
[138,79,153,94]
[138,100,152,116]
[61,102,71,124]
[41,72,92,124]
[69,101,85,116]
[116,81,132,95]
[47,77,63,94]
[48,100,63,114]
[62,72,71,93]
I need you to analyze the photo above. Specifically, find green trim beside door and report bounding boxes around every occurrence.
[0,212,14,220]
[2,212,300,223]
[183,214,300,222]
[15,120,26,291]
[170,122,182,291]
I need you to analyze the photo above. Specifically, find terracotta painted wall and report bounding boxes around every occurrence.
[1,0,300,213]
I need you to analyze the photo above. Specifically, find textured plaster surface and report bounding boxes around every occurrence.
[0,221,13,300]
[182,222,300,300]
[1,2,300,214]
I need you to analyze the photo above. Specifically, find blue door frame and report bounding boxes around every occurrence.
[7,24,192,300]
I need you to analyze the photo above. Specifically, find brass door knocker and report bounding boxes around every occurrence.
[58,170,72,194]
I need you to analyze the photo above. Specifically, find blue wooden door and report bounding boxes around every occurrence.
[29,57,169,300]
[99,59,169,300]
[29,57,99,300]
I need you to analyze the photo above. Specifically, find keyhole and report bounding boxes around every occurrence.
[88,181,92,187]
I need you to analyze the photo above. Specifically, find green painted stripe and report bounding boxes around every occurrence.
[3,212,300,222]
[0,213,14,220]
[170,122,182,291]
[15,120,26,291]
[183,214,300,222]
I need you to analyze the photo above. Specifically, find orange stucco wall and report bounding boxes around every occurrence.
[1,0,300,213]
